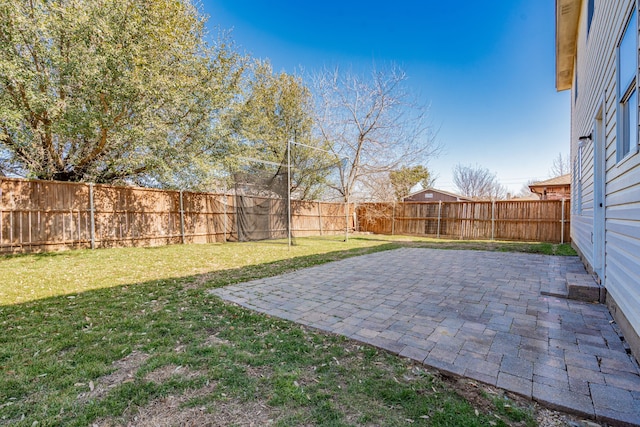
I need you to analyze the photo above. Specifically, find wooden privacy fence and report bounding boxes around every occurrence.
[0,178,570,254]
[357,200,571,243]
[0,178,351,254]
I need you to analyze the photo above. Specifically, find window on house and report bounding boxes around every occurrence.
[618,8,638,160]
[575,145,583,214]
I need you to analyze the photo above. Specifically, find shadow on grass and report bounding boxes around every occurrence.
[0,241,542,426]
[0,245,393,424]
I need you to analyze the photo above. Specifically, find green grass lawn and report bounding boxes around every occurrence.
[0,236,573,426]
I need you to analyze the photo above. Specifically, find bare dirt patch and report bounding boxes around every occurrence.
[186,272,216,291]
[144,364,203,385]
[77,351,150,402]
[244,364,274,380]
[202,333,230,347]
[93,383,280,427]
[82,345,603,427]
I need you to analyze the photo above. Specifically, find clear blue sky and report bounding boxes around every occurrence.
[200,0,570,195]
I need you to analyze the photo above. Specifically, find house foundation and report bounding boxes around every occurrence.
[606,294,640,366]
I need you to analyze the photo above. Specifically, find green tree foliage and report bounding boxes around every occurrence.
[0,0,244,186]
[228,62,335,200]
[389,165,431,201]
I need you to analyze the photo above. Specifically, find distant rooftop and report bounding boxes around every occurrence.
[404,187,471,201]
[528,174,571,200]
[530,174,571,187]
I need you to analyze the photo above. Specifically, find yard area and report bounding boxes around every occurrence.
[0,236,577,426]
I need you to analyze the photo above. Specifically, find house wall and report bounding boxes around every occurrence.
[530,185,571,200]
[571,0,640,358]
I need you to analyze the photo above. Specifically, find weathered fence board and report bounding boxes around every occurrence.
[0,178,570,253]
[357,200,571,243]
[0,178,351,253]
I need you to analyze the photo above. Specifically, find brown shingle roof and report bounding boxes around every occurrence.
[529,174,571,187]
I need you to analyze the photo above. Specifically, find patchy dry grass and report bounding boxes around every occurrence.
[0,235,578,426]
[355,235,576,256]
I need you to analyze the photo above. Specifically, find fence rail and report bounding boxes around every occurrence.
[357,200,570,243]
[0,178,351,254]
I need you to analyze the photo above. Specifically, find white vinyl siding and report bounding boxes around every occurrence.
[571,0,640,341]
[588,0,595,36]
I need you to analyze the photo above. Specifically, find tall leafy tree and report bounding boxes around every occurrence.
[228,61,334,200]
[0,0,244,185]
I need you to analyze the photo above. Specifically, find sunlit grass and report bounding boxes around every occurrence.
[0,235,574,306]
[0,234,572,425]
[0,236,390,305]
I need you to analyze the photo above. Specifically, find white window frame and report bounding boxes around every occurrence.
[617,7,639,162]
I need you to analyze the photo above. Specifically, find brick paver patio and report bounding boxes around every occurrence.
[210,248,640,426]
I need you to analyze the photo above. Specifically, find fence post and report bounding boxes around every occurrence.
[561,198,565,244]
[491,200,496,241]
[318,202,323,236]
[235,194,241,242]
[344,197,349,242]
[437,201,442,239]
[89,183,95,249]
[179,190,185,244]
[223,194,227,242]
[9,210,13,247]
[391,202,396,235]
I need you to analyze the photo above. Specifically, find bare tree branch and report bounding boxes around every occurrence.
[453,164,507,200]
[549,152,570,177]
[311,64,440,202]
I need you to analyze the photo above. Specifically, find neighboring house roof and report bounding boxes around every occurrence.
[403,187,472,202]
[556,0,581,91]
[528,174,571,200]
[529,174,571,188]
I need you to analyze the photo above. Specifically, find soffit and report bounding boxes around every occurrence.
[556,0,582,91]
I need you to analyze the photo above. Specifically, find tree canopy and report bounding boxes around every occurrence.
[0,3,441,203]
[453,163,507,200]
[0,0,243,185]
[225,61,334,199]
[389,165,431,201]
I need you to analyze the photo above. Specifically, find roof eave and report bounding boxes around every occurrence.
[556,0,582,91]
